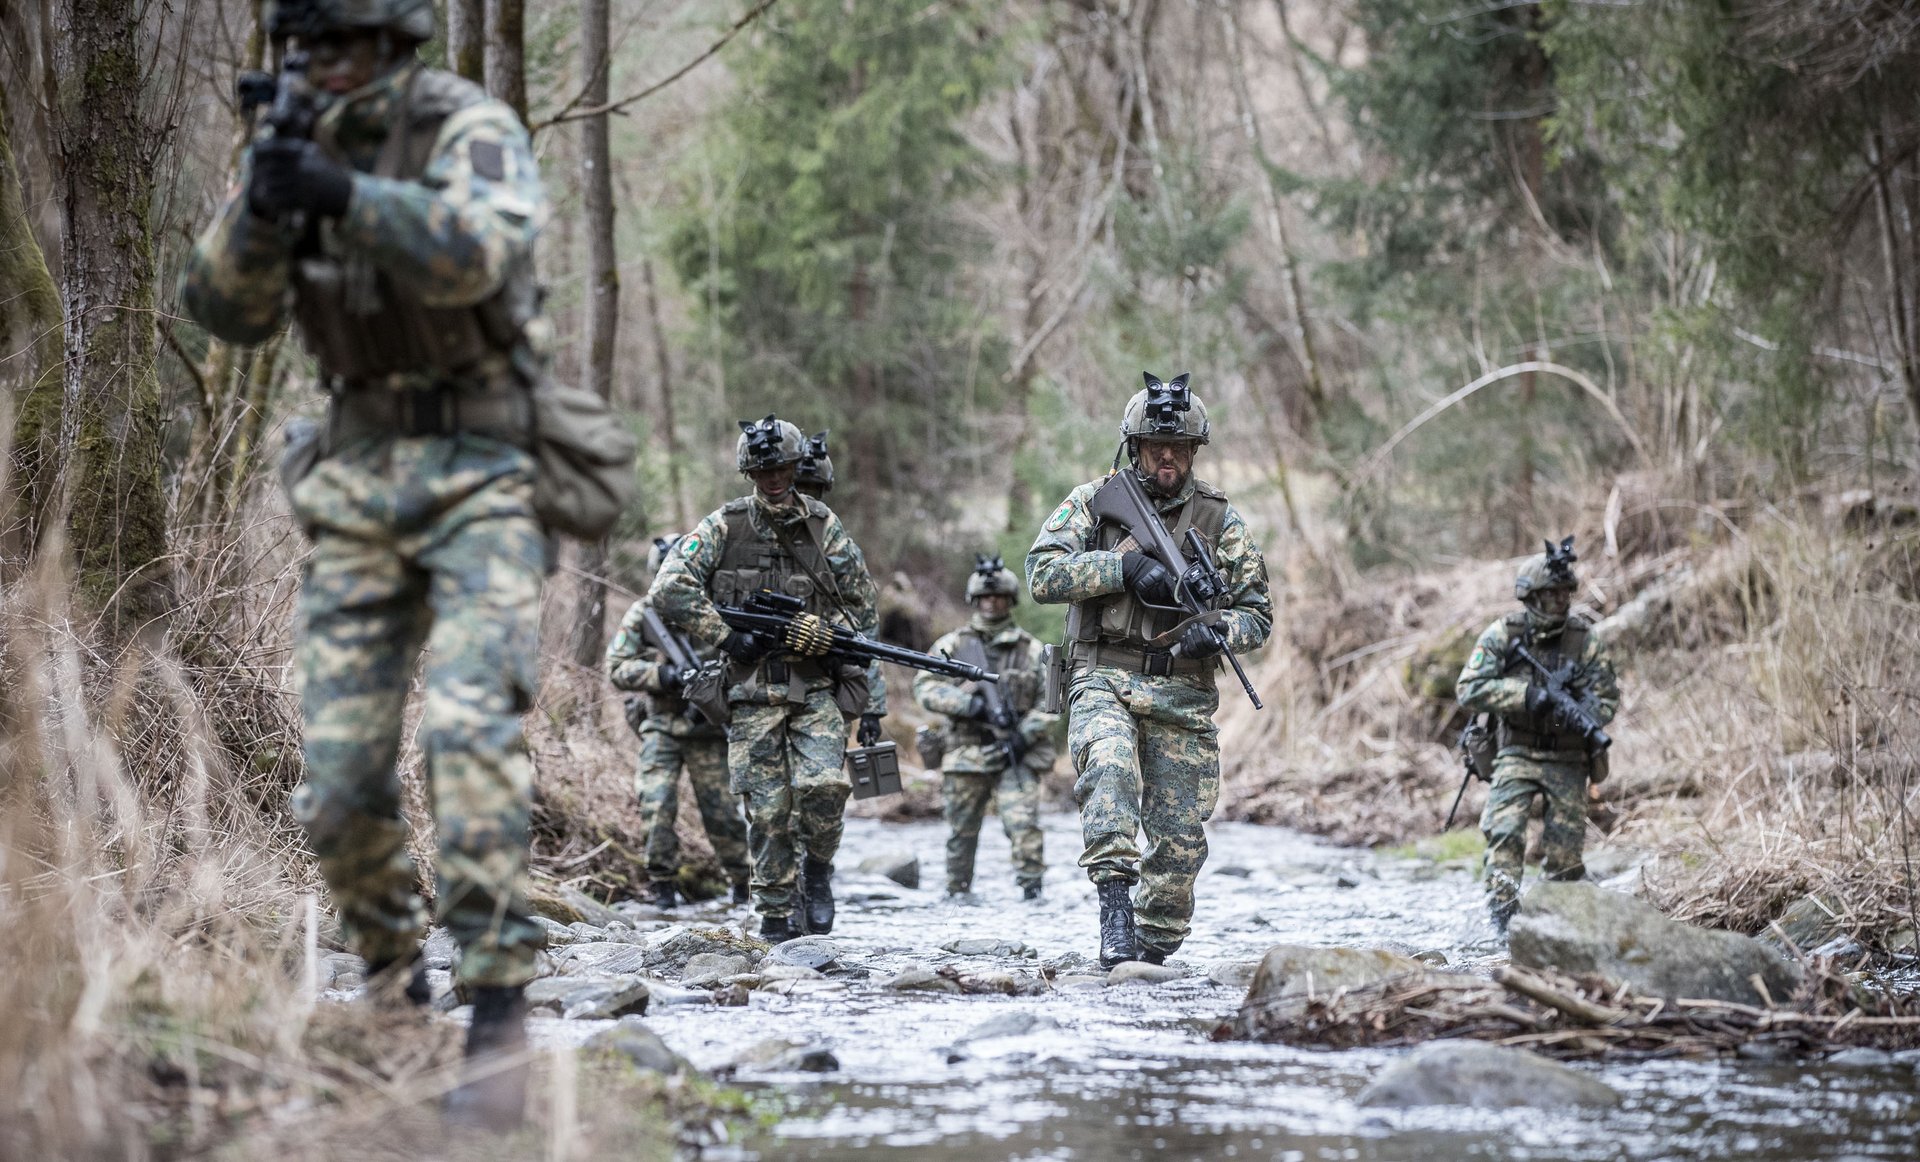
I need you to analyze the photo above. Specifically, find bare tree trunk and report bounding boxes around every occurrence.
[847,260,880,535]
[641,257,690,530]
[0,82,63,571]
[485,0,528,125]
[50,0,170,637]
[448,0,486,83]
[571,0,618,668]
[1869,130,1920,456]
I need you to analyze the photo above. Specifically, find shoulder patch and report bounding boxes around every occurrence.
[469,139,506,180]
[1468,647,1487,670]
[681,535,702,557]
[1044,500,1076,532]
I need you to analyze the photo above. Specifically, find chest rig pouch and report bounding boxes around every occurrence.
[711,497,864,705]
[1496,612,1594,754]
[1070,480,1230,676]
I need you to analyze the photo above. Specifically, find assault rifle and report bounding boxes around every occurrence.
[638,606,699,682]
[717,590,997,683]
[237,50,319,142]
[1087,470,1263,709]
[953,636,1026,768]
[1510,644,1612,753]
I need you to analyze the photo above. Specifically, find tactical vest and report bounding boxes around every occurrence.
[293,67,537,387]
[1070,478,1231,677]
[947,625,1040,747]
[710,495,842,618]
[1495,611,1591,751]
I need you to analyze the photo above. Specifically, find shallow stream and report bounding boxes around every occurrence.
[539,814,1920,1161]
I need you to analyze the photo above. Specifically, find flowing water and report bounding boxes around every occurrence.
[536,814,1920,1161]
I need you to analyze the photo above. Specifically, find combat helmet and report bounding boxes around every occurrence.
[796,430,834,494]
[647,534,683,576]
[269,0,437,41]
[735,415,806,474]
[965,554,1019,604]
[1120,372,1210,462]
[1514,536,1580,600]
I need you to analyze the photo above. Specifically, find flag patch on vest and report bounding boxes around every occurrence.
[1044,501,1074,531]
[682,535,702,557]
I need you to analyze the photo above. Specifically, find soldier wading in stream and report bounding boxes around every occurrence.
[649,417,887,942]
[913,556,1059,900]
[1026,375,1272,967]
[605,536,752,911]
[179,0,577,1130]
[1455,538,1620,935]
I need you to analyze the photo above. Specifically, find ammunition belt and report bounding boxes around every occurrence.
[331,382,532,444]
[1071,641,1213,678]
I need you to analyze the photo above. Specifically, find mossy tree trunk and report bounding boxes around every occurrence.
[572,0,618,667]
[0,84,63,571]
[49,0,169,637]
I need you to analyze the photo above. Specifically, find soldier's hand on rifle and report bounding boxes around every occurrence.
[965,689,992,721]
[1176,620,1223,660]
[654,664,684,694]
[857,713,883,748]
[1524,680,1554,717]
[1120,551,1177,606]
[247,137,353,221]
[988,702,1017,730]
[720,629,777,663]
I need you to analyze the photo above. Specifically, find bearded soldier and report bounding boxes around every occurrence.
[649,417,886,942]
[180,0,556,1128]
[1026,374,1272,967]
[913,557,1058,900]
[795,429,834,500]
[1456,538,1620,934]
[605,537,751,910]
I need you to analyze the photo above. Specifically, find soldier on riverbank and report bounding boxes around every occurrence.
[913,556,1058,900]
[648,417,887,942]
[606,537,751,910]
[1455,538,1620,934]
[180,0,557,1129]
[1026,375,1272,967]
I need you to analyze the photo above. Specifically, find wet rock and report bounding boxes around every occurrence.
[1208,961,1260,989]
[955,1012,1060,1044]
[759,964,824,982]
[858,852,921,889]
[1242,945,1426,1002]
[555,941,649,977]
[681,953,753,987]
[642,981,714,1007]
[1825,1048,1898,1068]
[588,1016,691,1075]
[1768,895,1845,952]
[533,916,584,946]
[715,983,750,1007]
[569,921,609,941]
[1054,974,1108,990]
[767,935,840,972]
[525,974,650,1020]
[528,883,625,928]
[320,951,366,988]
[1359,1041,1618,1109]
[1044,951,1095,974]
[1509,882,1802,1006]
[1108,962,1187,986]
[960,970,1019,995]
[884,965,963,994]
[646,926,764,974]
[731,1038,838,1073]
[1212,864,1253,878]
[1412,949,1450,967]
[422,930,457,971]
[942,937,1036,958]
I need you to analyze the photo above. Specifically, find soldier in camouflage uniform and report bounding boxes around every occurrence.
[606,536,751,910]
[649,416,886,942]
[1027,374,1272,967]
[795,430,834,501]
[1456,537,1620,934]
[180,0,552,1129]
[913,556,1058,900]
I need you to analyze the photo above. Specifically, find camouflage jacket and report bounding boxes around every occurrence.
[179,61,548,392]
[649,492,886,716]
[1025,473,1273,671]
[912,614,1058,774]
[605,595,721,738]
[1456,612,1620,760]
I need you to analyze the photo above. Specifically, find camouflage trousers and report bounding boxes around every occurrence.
[637,725,749,888]
[288,435,547,988]
[1067,666,1221,954]
[726,689,849,919]
[1480,752,1590,915]
[943,762,1044,894]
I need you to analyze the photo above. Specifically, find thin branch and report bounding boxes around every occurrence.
[533,0,783,131]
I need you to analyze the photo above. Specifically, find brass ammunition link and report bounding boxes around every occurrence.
[785,612,835,657]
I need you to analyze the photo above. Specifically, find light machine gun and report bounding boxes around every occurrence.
[1086,470,1263,709]
[717,590,997,683]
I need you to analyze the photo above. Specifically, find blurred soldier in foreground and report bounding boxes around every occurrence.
[649,417,886,941]
[1027,374,1272,967]
[1456,537,1619,935]
[795,429,834,500]
[180,0,555,1129]
[913,556,1058,900]
[605,536,750,910]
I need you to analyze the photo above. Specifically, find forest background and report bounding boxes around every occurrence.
[3,0,1919,1154]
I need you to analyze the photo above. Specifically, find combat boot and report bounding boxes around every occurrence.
[1021,881,1043,902]
[1488,895,1518,937]
[1138,946,1168,966]
[1096,881,1140,968]
[648,880,678,910]
[443,985,529,1132]
[760,914,801,942]
[731,879,751,906]
[365,952,432,1008]
[803,857,835,934]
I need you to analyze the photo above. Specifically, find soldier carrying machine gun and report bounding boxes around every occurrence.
[717,589,997,684]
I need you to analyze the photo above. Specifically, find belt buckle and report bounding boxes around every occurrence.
[402,386,454,436]
[1143,650,1172,677]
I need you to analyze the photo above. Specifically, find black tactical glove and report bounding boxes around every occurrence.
[1120,551,1177,606]
[720,630,776,663]
[1176,620,1224,660]
[965,689,991,721]
[857,713,883,748]
[1524,681,1554,717]
[247,136,354,221]
[653,664,684,694]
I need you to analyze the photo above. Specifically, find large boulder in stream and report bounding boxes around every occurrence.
[1359,1041,1618,1109]
[1232,945,1430,1038]
[1509,881,1802,1006]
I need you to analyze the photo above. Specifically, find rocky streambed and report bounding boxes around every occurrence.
[339,814,1920,1160]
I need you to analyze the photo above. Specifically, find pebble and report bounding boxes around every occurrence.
[884,965,963,994]
[1108,961,1186,986]
[767,936,840,972]
[942,937,1036,958]
[955,1012,1060,1044]
[587,1016,691,1075]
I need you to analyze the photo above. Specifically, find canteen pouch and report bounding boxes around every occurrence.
[1459,715,1496,780]
[529,382,639,540]
[833,662,872,717]
[1589,747,1610,785]
[1040,642,1065,715]
[914,723,947,770]
[846,741,902,800]
[683,659,732,728]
